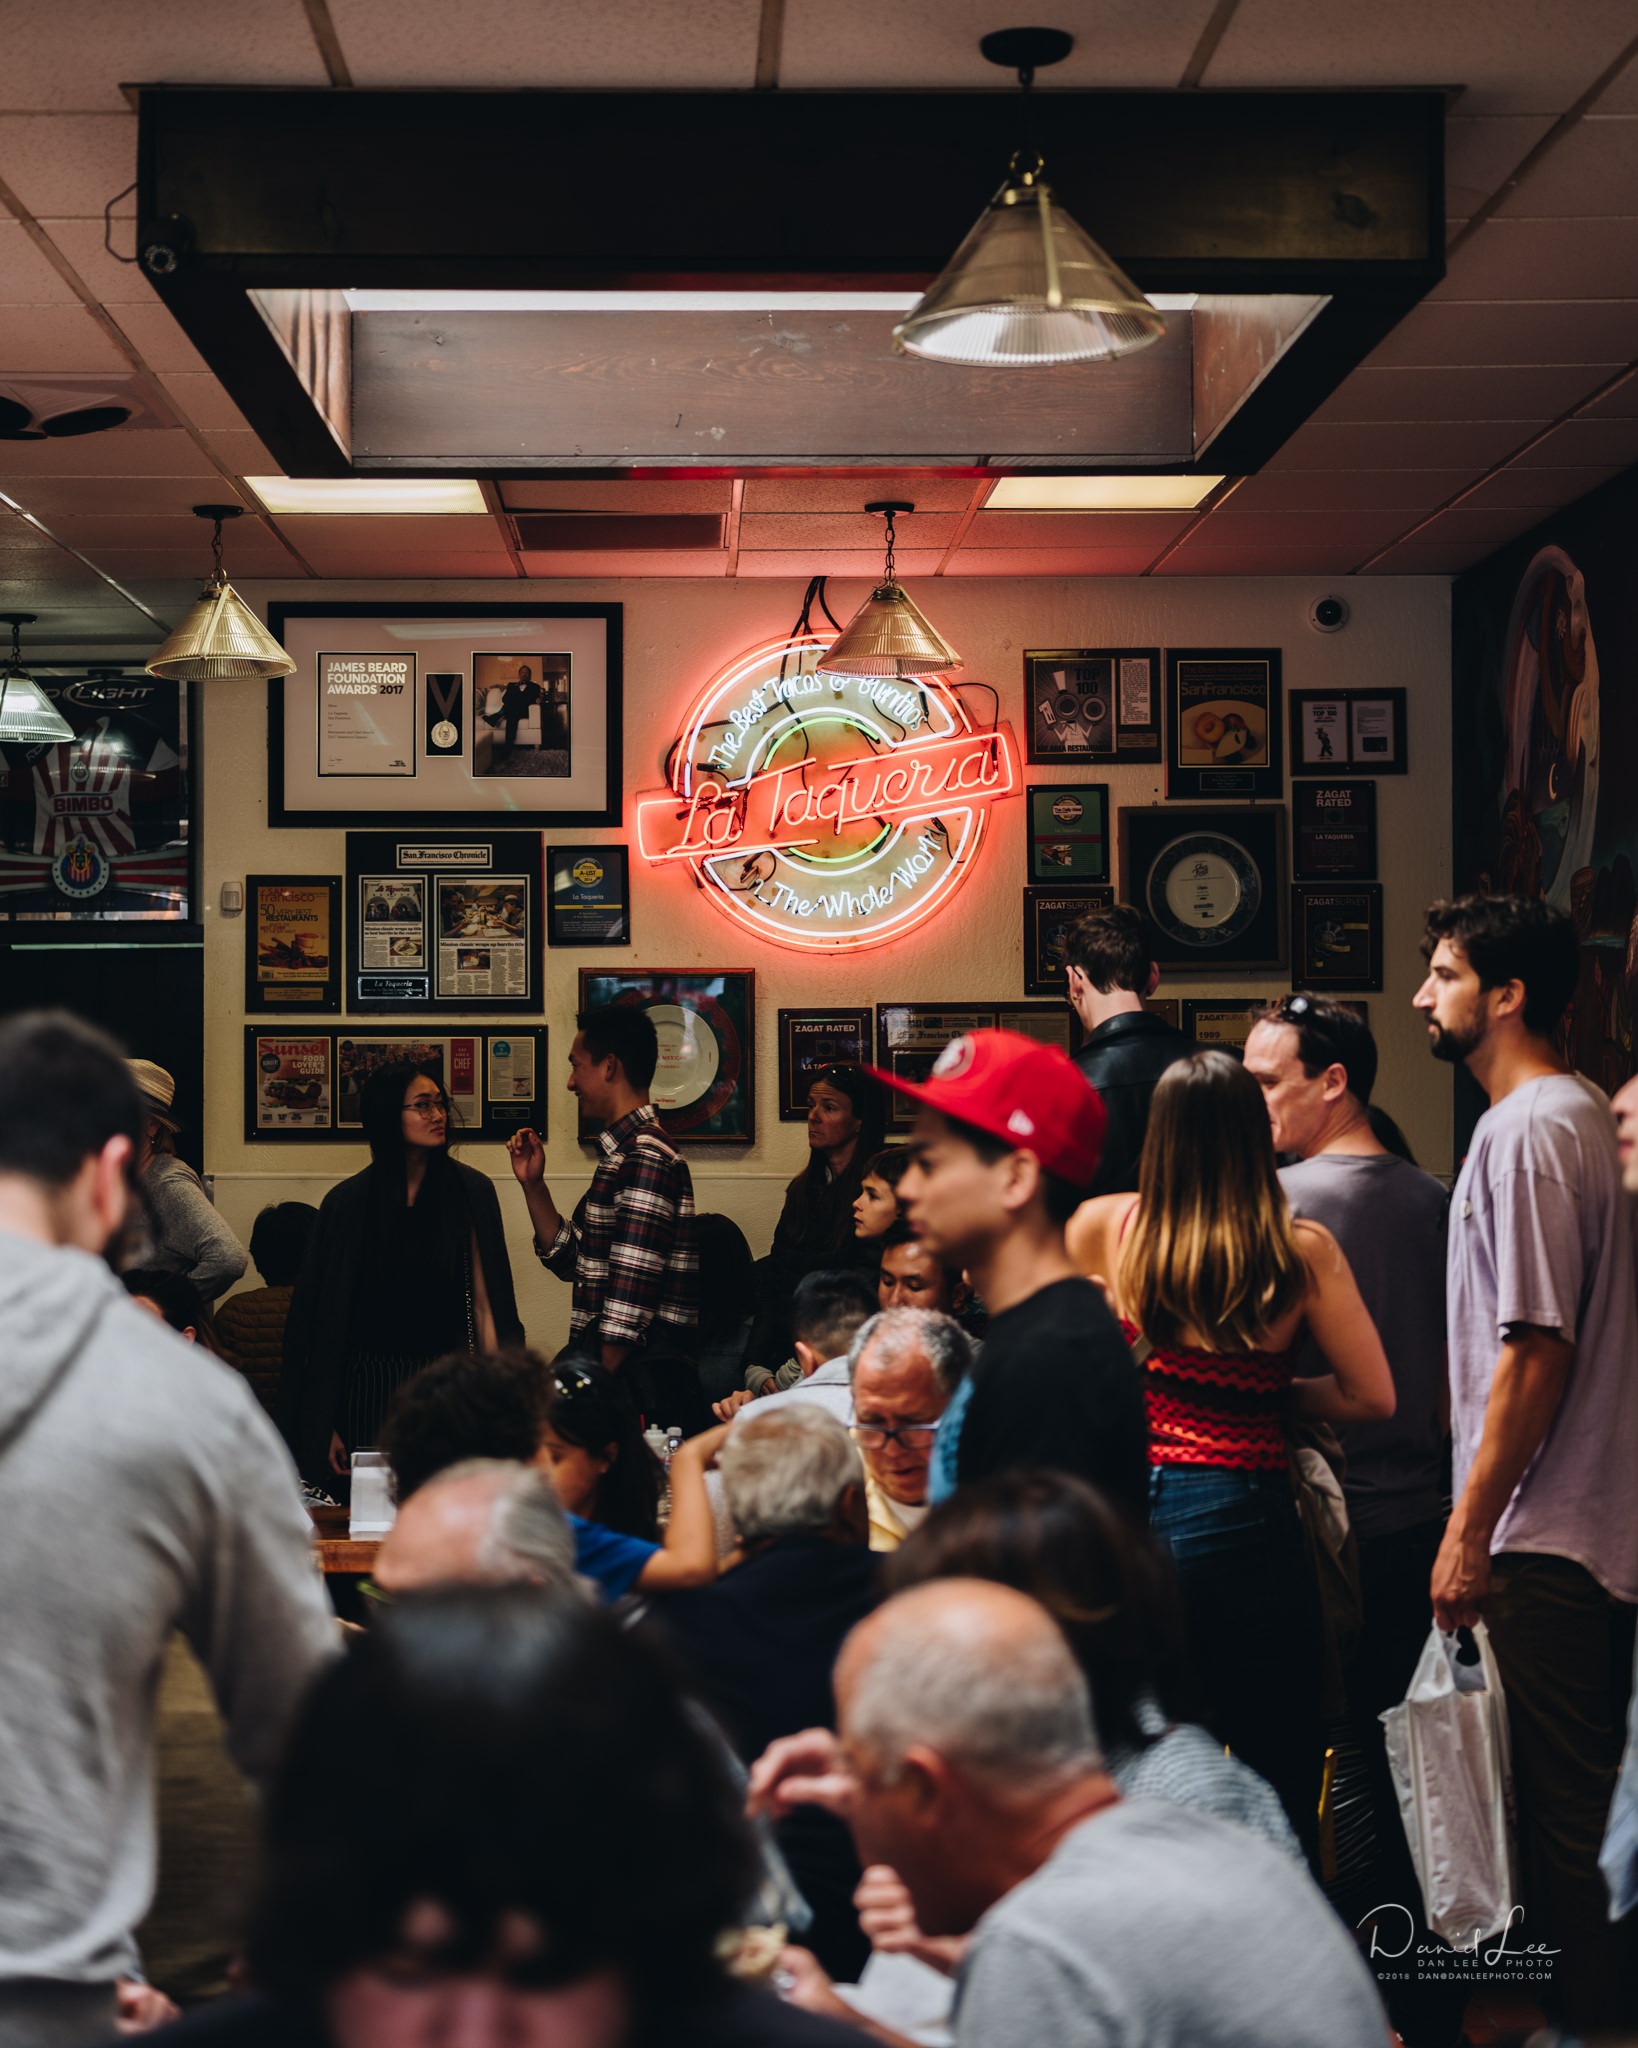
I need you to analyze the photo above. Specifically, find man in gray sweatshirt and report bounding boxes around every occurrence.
[0,1013,337,2048]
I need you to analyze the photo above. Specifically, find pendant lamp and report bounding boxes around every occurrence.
[815,502,963,679]
[145,505,295,683]
[892,29,1165,368]
[0,614,76,744]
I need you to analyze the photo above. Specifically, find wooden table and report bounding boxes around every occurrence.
[308,1503,382,1577]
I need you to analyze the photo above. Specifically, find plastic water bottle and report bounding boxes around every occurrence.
[642,1425,669,1463]
[665,1426,683,1467]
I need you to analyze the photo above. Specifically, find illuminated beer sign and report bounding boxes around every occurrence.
[637,634,1019,951]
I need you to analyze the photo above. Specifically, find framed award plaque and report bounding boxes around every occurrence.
[1289,689,1407,776]
[777,1007,874,1121]
[1023,649,1162,764]
[1118,805,1287,971]
[1180,999,1263,1055]
[578,970,754,1143]
[1026,784,1110,882]
[876,1002,1082,1132]
[1292,884,1384,991]
[1023,886,1114,996]
[1292,781,1377,879]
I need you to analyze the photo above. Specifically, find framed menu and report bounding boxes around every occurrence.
[875,1001,1081,1131]
[245,876,341,1012]
[345,830,543,1015]
[269,602,621,826]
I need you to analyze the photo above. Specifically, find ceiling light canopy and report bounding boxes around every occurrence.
[986,475,1225,510]
[145,506,296,684]
[247,476,488,515]
[816,502,962,679]
[0,615,76,744]
[894,29,1165,369]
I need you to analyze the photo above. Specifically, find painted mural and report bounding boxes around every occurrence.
[1453,469,1638,1106]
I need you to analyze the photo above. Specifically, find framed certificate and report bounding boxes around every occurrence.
[1292,884,1384,991]
[1166,649,1283,799]
[1292,781,1377,878]
[1180,1000,1263,1054]
[875,1002,1081,1131]
[346,831,543,1015]
[547,844,630,946]
[778,1007,874,1121]
[578,970,755,1143]
[1119,805,1287,971]
[1023,886,1114,996]
[1026,783,1110,882]
[269,602,621,827]
[245,876,341,1012]
[1024,648,1162,764]
[1289,689,1407,775]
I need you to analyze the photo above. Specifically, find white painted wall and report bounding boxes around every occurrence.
[205,573,1453,1349]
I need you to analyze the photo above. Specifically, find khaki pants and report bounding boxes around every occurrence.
[1487,1550,1638,2031]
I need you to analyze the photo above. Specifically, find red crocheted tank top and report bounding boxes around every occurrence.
[1123,1317,1298,1472]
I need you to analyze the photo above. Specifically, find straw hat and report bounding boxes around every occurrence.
[127,1058,181,1130]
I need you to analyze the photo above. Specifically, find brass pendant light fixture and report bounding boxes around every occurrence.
[0,614,76,744]
[815,501,963,679]
[145,504,295,683]
[893,28,1166,368]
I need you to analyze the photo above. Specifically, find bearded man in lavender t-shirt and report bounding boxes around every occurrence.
[1416,895,1638,2036]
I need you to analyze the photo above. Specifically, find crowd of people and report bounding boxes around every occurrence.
[2,890,1638,2047]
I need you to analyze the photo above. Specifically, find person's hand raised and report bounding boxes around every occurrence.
[747,1726,856,1821]
[854,1865,969,1977]
[506,1127,545,1186]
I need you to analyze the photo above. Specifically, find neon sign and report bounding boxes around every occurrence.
[636,634,1019,952]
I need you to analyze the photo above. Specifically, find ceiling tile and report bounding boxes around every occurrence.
[963,513,1190,548]
[743,477,981,513]
[942,547,1171,576]
[1360,541,1484,573]
[1150,546,1375,576]
[1176,508,1411,552]
[1445,113,1557,215]
[1457,464,1625,507]
[0,304,127,371]
[1575,374,1638,417]
[1,0,328,111]
[328,0,761,87]
[1229,469,1471,510]
[0,430,219,478]
[1495,114,1638,217]
[45,513,291,559]
[524,551,727,578]
[105,302,214,376]
[1513,416,1638,464]
[734,548,945,579]
[3,475,247,517]
[36,217,162,307]
[1203,0,1638,115]
[153,373,255,435]
[194,428,285,478]
[0,112,137,217]
[1367,299,1638,367]
[1396,506,1547,548]
[0,221,80,306]
[276,513,505,550]
[499,479,733,512]
[738,512,958,550]
[780,0,1219,88]
[1309,364,1613,423]
[1267,421,1536,470]
[294,550,515,577]
[1433,218,1638,303]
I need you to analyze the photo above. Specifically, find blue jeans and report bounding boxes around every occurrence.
[1150,1463,1324,1868]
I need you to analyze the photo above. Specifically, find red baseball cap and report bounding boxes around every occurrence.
[867,1029,1106,1189]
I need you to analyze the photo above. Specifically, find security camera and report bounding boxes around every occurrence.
[1309,595,1349,634]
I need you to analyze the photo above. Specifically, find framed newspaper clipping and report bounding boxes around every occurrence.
[345,830,543,1016]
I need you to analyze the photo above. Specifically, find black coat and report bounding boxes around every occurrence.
[278,1159,523,1480]
[1074,1012,1198,1196]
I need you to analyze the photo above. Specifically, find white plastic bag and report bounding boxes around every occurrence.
[1381,1620,1519,1946]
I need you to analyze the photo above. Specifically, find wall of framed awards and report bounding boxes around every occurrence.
[199,575,1452,1356]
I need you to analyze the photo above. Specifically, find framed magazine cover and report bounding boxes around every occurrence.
[245,876,341,1013]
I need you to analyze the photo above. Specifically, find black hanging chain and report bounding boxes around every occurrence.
[103,182,139,264]
[881,508,898,585]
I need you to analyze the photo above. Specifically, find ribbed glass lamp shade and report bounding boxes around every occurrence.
[894,170,1165,367]
[145,577,296,683]
[815,582,963,678]
[0,664,75,743]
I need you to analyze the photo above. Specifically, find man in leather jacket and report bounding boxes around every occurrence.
[1066,905,1196,1196]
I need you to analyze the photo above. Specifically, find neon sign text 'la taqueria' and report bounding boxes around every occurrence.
[636,634,1020,951]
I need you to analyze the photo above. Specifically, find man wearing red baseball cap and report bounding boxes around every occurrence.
[870,1029,1148,1520]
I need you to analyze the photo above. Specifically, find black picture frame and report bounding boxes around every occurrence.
[1292,780,1377,879]
[1023,648,1162,765]
[1292,883,1385,991]
[546,844,630,947]
[1119,804,1287,972]
[345,830,543,1016]
[0,668,199,941]
[1165,648,1283,799]
[1180,999,1264,1055]
[244,1024,547,1141]
[875,1001,1082,1131]
[1023,886,1114,997]
[267,602,622,828]
[777,1007,874,1121]
[1288,688,1408,776]
[1026,782,1111,882]
[245,875,341,1013]
[578,970,755,1143]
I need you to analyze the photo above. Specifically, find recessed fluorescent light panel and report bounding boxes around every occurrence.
[985,475,1224,512]
[246,477,488,515]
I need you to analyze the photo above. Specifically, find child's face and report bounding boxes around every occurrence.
[852,1173,899,1239]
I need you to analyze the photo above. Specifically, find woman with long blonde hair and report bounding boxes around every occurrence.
[1068,1048,1393,1863]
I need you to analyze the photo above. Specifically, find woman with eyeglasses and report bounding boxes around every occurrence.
[280,1062,523,1486]
[1066,1048,1394,1867]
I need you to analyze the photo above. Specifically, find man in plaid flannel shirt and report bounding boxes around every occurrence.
[508,1005,701,1421]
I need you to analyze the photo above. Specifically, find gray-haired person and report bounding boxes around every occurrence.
[752,1579,1390,2048]
[371,1459,584,1598]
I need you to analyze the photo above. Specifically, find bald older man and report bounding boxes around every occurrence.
[752,1581,1388,2048]
[372,1459,583,1597]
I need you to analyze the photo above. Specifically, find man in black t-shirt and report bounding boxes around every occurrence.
[868,1030,1149,1522]
[1066,905,1195,1197]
